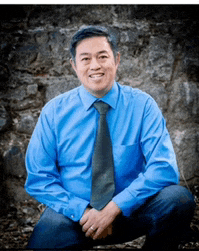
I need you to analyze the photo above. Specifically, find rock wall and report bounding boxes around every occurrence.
[0,5,199,211]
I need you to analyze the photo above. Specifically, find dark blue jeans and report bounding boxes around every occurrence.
[27,185,195,250]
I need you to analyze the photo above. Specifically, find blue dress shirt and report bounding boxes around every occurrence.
[25,82,179,222]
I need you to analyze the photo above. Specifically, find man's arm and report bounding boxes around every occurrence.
[112,97,179,217]
[25,106,89,222]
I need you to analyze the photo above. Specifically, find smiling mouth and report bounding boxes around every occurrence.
[89,73,104,79]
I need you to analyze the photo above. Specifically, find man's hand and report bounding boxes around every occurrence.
[80,201,121,240]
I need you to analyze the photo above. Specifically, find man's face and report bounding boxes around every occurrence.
[71,36,120,98]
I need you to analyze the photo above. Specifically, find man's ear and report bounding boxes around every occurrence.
[70,58,77,73]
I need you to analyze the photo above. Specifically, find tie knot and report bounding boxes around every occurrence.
[94,101,109,115]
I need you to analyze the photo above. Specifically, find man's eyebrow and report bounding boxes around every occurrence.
[98,50,109,54]
[79,53,90,57]
[79,50,109,57]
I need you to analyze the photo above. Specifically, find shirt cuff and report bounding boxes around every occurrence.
[112,189,137,217]
[63,198,90,222]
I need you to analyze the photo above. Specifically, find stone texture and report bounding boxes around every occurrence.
[0,106,11,132]
[3,146,26,178]
[146,36,175,82]
[171,126,199,184]
[16,114,36,135]
[168,80,199,121]
[0,5,199,206]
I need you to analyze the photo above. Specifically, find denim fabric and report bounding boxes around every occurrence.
[27,185,195,250]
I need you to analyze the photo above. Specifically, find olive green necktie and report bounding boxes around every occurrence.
[90,101,115,210]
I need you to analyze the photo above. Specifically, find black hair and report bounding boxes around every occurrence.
[70,25,119,62]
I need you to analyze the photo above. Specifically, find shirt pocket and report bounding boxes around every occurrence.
[113,142,144,181]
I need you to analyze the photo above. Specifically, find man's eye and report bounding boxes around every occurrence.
[82,58,90,61]
[99,55,108,59]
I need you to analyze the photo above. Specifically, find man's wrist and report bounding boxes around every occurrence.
[103,201,122,218]
[82,204,92,218]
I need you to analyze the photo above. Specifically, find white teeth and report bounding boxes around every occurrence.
[90,74,104,78]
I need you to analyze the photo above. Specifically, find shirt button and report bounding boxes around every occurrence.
[71,215,74,219]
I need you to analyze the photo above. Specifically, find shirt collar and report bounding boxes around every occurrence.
[79,82,119,111]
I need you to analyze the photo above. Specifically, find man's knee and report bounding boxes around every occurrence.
[27,207,80,248]
[35,207,69,233]
[161,185,195,211]
[144,185,196,226]
[153,185,196,227]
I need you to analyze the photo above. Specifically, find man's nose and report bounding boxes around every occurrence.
[90,58,101,70]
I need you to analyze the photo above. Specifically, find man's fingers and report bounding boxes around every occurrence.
[92,225,112,240]
[92,227,104,240]
[80,206,115,240]
[80,207,92,226]
[85,225,97,237]
[90,226,97,232]
[82,221,92,232]
[85,224,112,239]
[80,214,88,226]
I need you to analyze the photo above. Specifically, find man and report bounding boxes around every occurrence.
[25,26,195,250]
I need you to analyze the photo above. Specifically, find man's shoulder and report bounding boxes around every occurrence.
[118,83,152,102]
